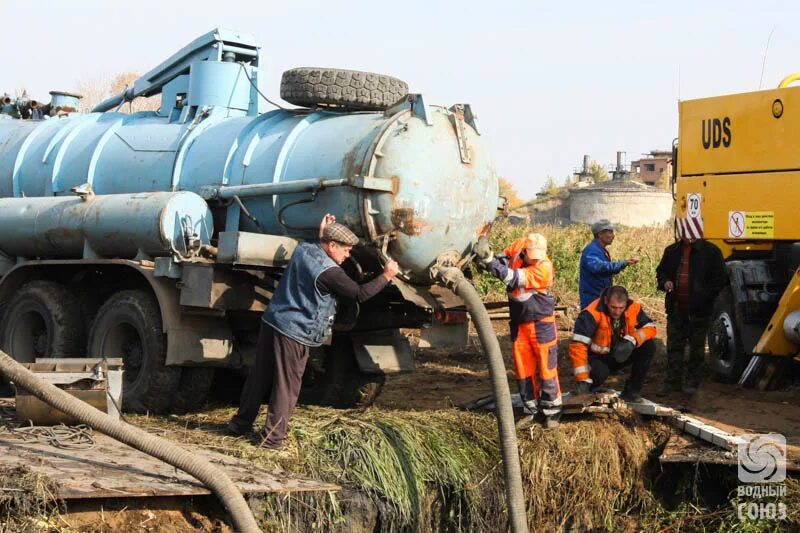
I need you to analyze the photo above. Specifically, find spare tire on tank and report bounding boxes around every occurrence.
[280,67,408,111]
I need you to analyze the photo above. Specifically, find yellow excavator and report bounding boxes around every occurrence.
[674,73,800,388]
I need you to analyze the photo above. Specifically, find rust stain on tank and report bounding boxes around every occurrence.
[391,207,430,236]
[342,148,360,179]
[477,221,493,237]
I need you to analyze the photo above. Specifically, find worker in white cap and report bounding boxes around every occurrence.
[474,232,562,429]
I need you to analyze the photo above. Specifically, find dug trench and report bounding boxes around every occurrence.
[3,307,800,531]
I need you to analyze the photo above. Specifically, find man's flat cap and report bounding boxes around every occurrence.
[322,223,359,245]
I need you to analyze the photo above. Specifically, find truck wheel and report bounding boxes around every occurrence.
[1,280,85,362]
[300,336,385,408]
[280,68,408,111]
[708,287,750,382]
[88,290,179,413]
[173,367,216,413]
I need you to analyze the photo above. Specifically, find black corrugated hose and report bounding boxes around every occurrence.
[436,267,529,533]
[0,351,261,533]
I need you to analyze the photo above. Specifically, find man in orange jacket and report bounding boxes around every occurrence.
[475,233,562,428]
[569,285,657,402]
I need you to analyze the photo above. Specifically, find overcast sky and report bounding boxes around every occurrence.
[2,0,798,199]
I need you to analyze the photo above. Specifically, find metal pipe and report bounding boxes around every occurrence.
[212,177,348,200]
[92,87,135,113]
[778,73,800,88]
[221,44,259,58]
[436,266,529,533]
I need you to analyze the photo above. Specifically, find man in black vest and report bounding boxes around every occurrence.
[228,214,399,448]
[656,230,726,396]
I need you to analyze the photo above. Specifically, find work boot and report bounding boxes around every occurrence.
[518,410,545,429]
[225,420,252,437]
[544,416,560,430]
[256,428,284,450]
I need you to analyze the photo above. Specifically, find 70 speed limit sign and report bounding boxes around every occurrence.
[687,193,701,218]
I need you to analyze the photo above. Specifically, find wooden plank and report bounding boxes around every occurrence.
[0,432,338,500]
[659,433,740,466]
[562,391,622,414]
[659,429,800,472]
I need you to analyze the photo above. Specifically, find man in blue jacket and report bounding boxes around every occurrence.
[579,219,638,309]
[228,214,399,448]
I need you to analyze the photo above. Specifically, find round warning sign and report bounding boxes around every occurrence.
[687,193,702,218]
[729,211,745,238]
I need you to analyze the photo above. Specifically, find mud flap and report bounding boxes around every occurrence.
[418,320,469,348]
[349,329,414,374]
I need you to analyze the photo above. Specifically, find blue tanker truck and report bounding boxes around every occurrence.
[0,28,500,413]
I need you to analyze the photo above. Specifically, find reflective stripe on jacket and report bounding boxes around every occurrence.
[486,237,555,334]
[568,290,657,381]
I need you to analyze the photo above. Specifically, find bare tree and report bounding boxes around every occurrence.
[76,71,160,114]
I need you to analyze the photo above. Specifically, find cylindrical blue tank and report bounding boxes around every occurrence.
[0,191,213,259]
[0,102,498,283]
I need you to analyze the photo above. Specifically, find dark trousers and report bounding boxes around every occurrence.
[666,312,710,387]
[589,340,655,395]
[231,323,309,447]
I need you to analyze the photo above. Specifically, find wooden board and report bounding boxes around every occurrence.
[659,433,800,472]
[562,391,621,414]
[0,432,338,500]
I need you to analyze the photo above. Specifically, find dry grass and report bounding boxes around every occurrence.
[0,466,62,532]
[133,406,669,531]
[517,416,661,530]
[127,398,799,532]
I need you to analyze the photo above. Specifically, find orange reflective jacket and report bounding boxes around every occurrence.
[568,294,657,381]
[502,237,555,304]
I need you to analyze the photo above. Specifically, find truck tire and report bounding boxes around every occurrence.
[708,287,750,382]
[88,290,179,413]
[280,68,408,111]
[173,367,216,413]
[1,280,85,362]
[300,336,385,408]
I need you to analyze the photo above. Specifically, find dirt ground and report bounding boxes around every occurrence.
[380,310,800,456]
[58,496,231,532]
[23,302,800,529]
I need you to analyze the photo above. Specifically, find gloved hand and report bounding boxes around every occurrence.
[611,336,636,363]
[473,236,494,264]
[574,380,592,395]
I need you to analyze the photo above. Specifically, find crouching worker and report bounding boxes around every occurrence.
[569,285,657,402]
[474,233,562,429]
[228,214,399,448]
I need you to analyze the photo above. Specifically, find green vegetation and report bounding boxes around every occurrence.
[475,220,674,304]
[141,406,798,532]
[146,407,665,532]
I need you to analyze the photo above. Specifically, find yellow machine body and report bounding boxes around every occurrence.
[676,84,800,358]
